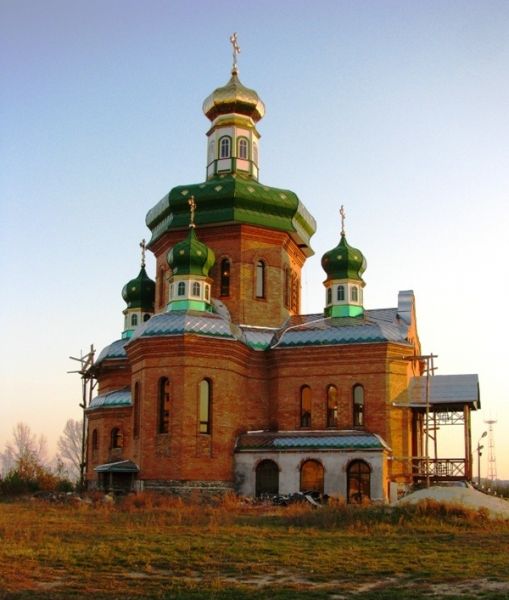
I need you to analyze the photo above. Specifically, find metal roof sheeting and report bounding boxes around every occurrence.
[130,311,238,341]
[273,309,411,348]
[95,460,139,473]
[236,430,389,452]
[89,388,132,410]
[408,375,480,409]
[95,339,128,364]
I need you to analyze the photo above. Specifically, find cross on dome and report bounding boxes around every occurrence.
[139,238,146,268]
[340,205,346,237]
[188,196,196,228]
[230,32,240,74]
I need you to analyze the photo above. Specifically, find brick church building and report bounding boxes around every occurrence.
[85,45,480,502]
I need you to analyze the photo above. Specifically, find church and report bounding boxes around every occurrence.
[85,38,480,503]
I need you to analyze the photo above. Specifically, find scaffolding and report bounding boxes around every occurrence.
[68,345,96,490]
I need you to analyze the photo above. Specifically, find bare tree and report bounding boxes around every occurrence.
[0,422,48,477]
[56,419,83,482]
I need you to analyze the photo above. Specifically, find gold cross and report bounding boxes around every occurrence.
[139,239,146,268]
[188,196,196,228]
[230,32,240,73]
[340,205,346,236]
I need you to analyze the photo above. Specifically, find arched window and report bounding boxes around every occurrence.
[205,284,210,301]
[337,285,345,302]
[300,460,324,495]
[353,384,364,427]
[351,286,359,302]
[326,288,332,305]
[110,427,123,449]
[326,385,338,428]
[347,460,371,503]
[199,379,211,434]
[131,314,138,327]
[255,460,279,497]
[219,136,231,158]
[253,142,258,164]
[300,385,312,428]
[238,138,248,159]
[177,281,186,296]
[157,377,169,434]
[92,429,98,451]
[133,382,140,439]
[256,260,265,298]
[143,313,150,322]
[192,281,201,297]
[220,258,230,296]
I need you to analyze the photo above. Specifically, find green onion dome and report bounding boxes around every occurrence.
[167,228,215,277]
[321,233,367,282]
[121,266,155,310]
[202,70,265,123]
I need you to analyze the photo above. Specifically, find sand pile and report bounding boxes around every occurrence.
[397,486,509,519]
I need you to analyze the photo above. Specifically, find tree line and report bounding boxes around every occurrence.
[0,420,82,495]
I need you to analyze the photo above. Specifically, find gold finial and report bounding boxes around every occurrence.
[188,196,196,229]
[340,205,346,237]
[229,32,240,74]
[139,238,146,268]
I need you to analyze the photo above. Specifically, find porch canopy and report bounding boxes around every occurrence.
[94,460,139,473]
[407,374,480,411]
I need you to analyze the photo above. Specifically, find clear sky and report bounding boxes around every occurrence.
[1,0,508,479]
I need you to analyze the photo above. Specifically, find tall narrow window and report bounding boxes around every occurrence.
[133,382,140,439]
[159,267,165,307]
[326,385,338,428]
[253,142,258,164]
[177,281,186,296]
[220,258,230,296]
[219,136,231,158]
[238,138,248,159]
[157,377,169,434]
[353,384,364,427]
[256,260,265,298]
[92,429,98,451]
[300,385,312,428]
[111,427,123,449]
[131,314,138,327]
[337,285,345,301]
[283,267,290,308]
[192,281,201,297]
[143,313,150,322]
[199,379,211,434]
[351,286,359,302]
[326,288,332,305]
[347,460,371,503]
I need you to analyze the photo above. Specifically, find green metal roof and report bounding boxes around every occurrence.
[121,266,155,310]
[145,174,316,256]
[236,431,388,452]
[321,233,366,282]
[88,388,131,410]
[167,228,215,276]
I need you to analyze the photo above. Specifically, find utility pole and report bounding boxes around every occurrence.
[68,345,95,491]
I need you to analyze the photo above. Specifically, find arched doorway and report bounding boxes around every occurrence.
[347,460,371,503]
[300,459,324,494]
[255,460,279,497]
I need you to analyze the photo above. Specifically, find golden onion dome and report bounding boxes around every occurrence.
[202,69,265,123]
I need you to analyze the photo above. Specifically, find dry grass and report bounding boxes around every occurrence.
[0,493,508,599]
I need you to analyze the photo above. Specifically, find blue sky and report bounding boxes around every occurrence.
[1,0,508,478]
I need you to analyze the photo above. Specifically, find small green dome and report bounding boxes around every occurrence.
[321,234,367,282]
[167,228,215,277]
[121,266,155,310]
